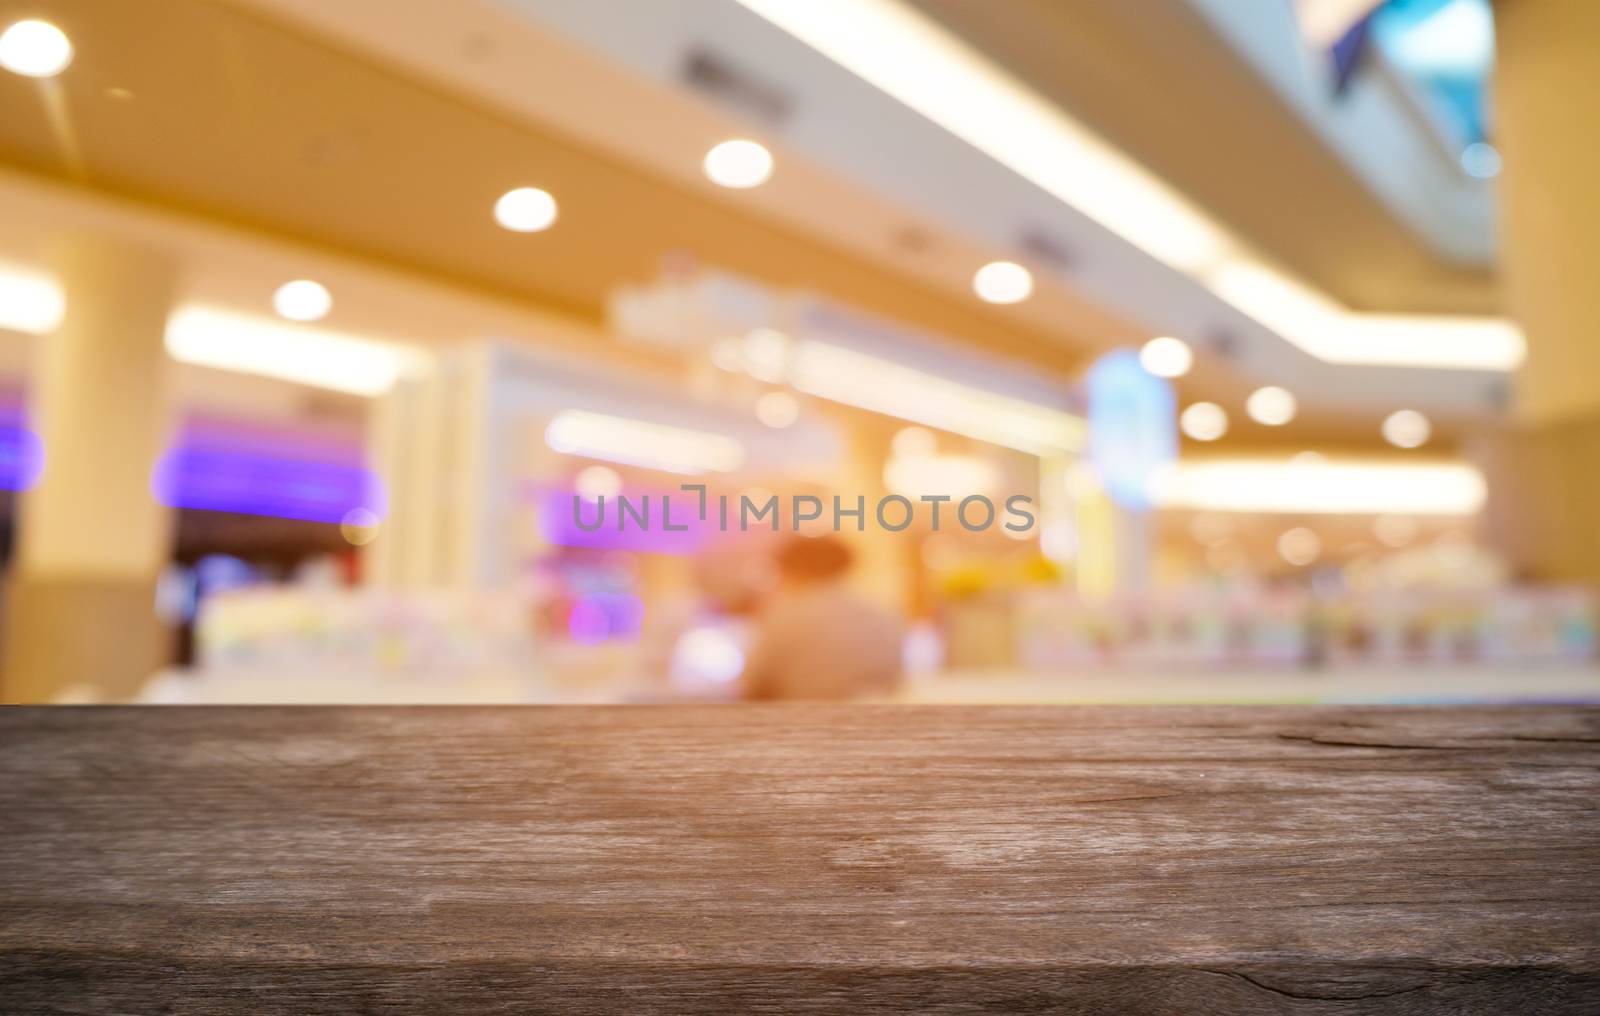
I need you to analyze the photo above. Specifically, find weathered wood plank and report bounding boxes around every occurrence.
[3,704,1599,1013]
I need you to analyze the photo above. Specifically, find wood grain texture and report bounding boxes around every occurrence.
[3,704,1599,1014]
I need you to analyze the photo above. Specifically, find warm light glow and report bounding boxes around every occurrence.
[0,20,73,78]
[165,307,415,396]
[734,0,1225,271]
[1245,385,1297,426]
[272,279,332,322]
[340,507,381,546]
[734,0,1523,372]
[972,261,1033,304]
[1205,261,1524,370]
[545,410,745,474]
[892,426,937,458]
[703,139,774,189]
[884,453,997,500]
[1179,402,1227,442]
[574,464,623,500]
[0,264,65,334]
[787,340,1084,455]
[754,390,800,428]
[1150,458,1486,515]
[1382,409,1432,448]
[740,327,791,382]
[494,187,558,232]
[710,337,743,371]
[1277,527,1322,566]
[1139,336,1192,378]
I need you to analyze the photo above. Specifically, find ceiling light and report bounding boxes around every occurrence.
[1149,458,1485,515]
[740,327,791,382]
[272,279,332,322]
[973,261,1032,304]
[0,264,65,334]
[494,187,558,232]
[1204,260,1524,370]
[1138,336,1192,378]
[1245,385,1297,426]
[545,410,745,474]
[0,20,73,78]
[1461,142,1501,180]
[1179,402,1227,442]
[1382,409,1431,448]
[735,0,1523,373]
[166,307,415,396]
[755,390,800,428]
[787,339,1083,455]
[1277,527,1322,567]
[734,0,1226,272]
[703,139,774,189]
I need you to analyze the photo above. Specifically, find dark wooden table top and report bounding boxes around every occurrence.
[4,704,1600,1014]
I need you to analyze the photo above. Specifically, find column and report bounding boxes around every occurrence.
[1482,0,1600,582]
[3,235,178,702]
[367,344,505,589]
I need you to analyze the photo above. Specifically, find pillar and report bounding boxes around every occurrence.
[1482,0,1600,582]
[3,235,178,702]
[368,344,505,589]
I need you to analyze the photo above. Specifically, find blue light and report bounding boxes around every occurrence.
[152,448,386,524]
[1086,349,1177,512]
[1377,0,1494,79]
[1372,0,1493,143]
[0,424,44,491]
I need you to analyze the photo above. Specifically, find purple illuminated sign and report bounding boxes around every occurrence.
[152,447,386,524]
[0,424,45,491]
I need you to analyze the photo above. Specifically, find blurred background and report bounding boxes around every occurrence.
[0,0,1595,705]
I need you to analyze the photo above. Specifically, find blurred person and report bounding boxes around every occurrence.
[740,535,905,701]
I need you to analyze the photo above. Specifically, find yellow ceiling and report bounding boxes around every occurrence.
[0,0,1096,376]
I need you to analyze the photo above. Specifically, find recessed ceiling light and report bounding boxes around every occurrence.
[1245,385,1296,426]
[494,187,558,232]
[703,139,774,189]
[0,20,73,78]
[1382,409,1431,449]
[1139,336,1192,378]
[973,261,1032,304]
[1179,402,1227,441]
[1277,527,1321,566]
[272,280,332,322]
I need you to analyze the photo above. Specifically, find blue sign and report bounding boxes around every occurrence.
[1086,349,1177,511]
